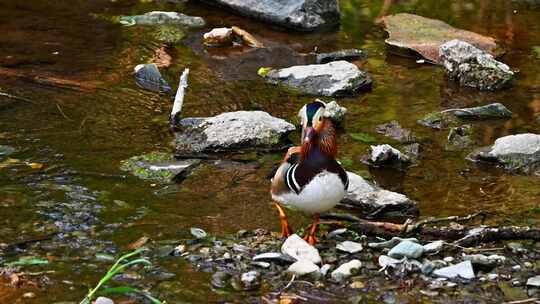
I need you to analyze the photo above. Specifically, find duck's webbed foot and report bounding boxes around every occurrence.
[273,202,292,238]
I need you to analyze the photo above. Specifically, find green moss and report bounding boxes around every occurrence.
[350,132,377,143]
[154,26,185,44]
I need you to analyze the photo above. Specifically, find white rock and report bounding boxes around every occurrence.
[370,144,408,164]
[331,259,362,282]
[527,275,540,287]
[95,297,114,304]
[433,261,475,280]
[423,241,444,253]
[287,260,320,276]
[336,241,363,254]
[281,234,322,264]
[443,257,455,263]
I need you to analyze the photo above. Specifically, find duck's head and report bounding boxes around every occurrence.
[299,101,337,158]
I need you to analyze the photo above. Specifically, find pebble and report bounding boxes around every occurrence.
[95,297,114,304]
[287,260,320,276]
[211,271,231,289]
[23,292,36,299]
[488,273,499,281]
[423,240,444,253]
[251,261,270,268]
[320,264,332,276]
[524,261,533,268]
[443,257,454,263]
[433,261,475,280]
[349,280,365,289]
[331,259,362,282]
[388,240,424,259]
[378,255,402,269]
[327,228,347,238]
[281,234,322,264]
[240,271,261,290]
[511,265,521,271]
[368,237,418,249]
[252,252,295,264]
[336,241,363,254]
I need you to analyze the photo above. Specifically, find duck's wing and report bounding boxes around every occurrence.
[287,158,348,195]
[270,151,301,194]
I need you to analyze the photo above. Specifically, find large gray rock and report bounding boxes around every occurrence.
[468,133,540,175]
[119,11,205,28]
[339,172,418,219]
[440,40,514,91]
[263,61,372,97]
[453,103,512,119]
[201,0,340,31]
[173,111,295,155]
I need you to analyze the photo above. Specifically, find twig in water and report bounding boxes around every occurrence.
[56,103,73,121]
[170,68,189,126]
[0,92,35,103]
[407,212,487,232]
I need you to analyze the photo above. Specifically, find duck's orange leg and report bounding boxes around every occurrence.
[273,202,292,238]
[304,213,320,246]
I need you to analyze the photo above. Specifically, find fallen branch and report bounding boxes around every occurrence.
[170,68,189,126]
[406,212,487,232]
[0,67,100,92]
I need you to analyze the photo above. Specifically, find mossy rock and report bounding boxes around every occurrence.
[120,151,200,183]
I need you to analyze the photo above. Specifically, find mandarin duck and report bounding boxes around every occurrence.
[270,101,348,245]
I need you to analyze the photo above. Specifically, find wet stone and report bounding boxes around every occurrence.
[468,133,540,175]
[173,111,295,155]
[440,40,514,91]
[201,0,340,31]
[134,63,171,93]
[527,275,540,287]
[453,103,512,119]
[375,121,416,143]
[446,125,474,150]
[119,11,205,28]
[423,241,444,254]
[263,61,372,97]
[120,152,200,183]
[316,49,367,64]
[366,144,410,168]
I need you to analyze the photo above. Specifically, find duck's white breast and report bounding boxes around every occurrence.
[272,170,345,214]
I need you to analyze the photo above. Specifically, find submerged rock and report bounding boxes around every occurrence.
[262,61,372,97]
[339,172,418,219]
[381,13,500,63]
[120,152,200,183]
[173,111,295,155]
[375,121,416,143]
[418,111,458,130]
[281,234,322,264]
[453,103,512,119]
[316,49,367,64]
[446,125,474,151]
[0,145,16,158]
[201,0,340,31]
[134,63,171,93]
[440,40,514,91]
[433,260,475,280]
[211,271,231,288]
[119,11,205,28]
[331,260,362,282]
[468,133,540,175]
[388,241,424,259]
